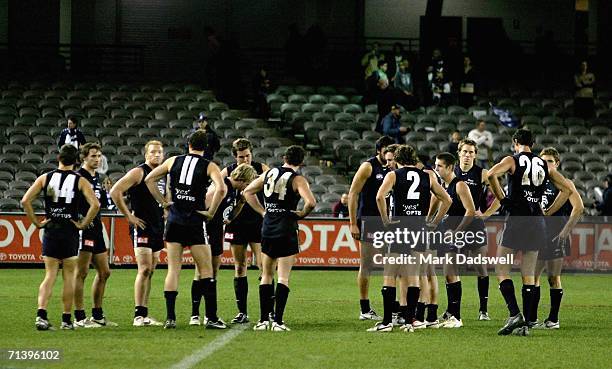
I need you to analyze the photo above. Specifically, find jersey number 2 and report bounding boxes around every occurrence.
[406,172,420,199]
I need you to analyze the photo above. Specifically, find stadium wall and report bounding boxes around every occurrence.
[364,0,598,45]
[0,213,610,271]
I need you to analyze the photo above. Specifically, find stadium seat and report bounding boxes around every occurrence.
[591,144,609,156]
[322,103,342,115]
[312,112,333,123]
[568,126,589,135]
[308,94,328,104]
[0,198,20,210]
[325,121,345,132]
[339,130,360,141]
[329,95,349,104]
[32,135,55,146]
[302,103,323,114]
[334,112,353,123]
[557,135,579,146]
[343,104,363,114]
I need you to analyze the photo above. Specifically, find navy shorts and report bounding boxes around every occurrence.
[539,217,571,260]
[206,220,224,257]
[164,221,209,247]
[500,216,546,252]
[130,226,164,253]
[224,222,262,245]
[43,228,79,260]
[261,234,299,259]
[80,229,107,254]
[436,218,488,254]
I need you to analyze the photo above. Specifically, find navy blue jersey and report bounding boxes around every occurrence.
[454,164,484,211]
[43,169,82,226]
[446,177,468,216]
[78,168,106,233]
[507,152,549,216]
[358,156,389,218]
[262,167,301,238]
[392,167,431,216]
[225,161,265,227]
[168,154,211,225]
[127,163,166,235]
[542,179,572,217]
[207,177,237,229]
[225,161,264,177]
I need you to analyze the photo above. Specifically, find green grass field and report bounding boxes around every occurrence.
[0,268,610,369]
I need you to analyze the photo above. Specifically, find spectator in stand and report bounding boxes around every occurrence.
[458,56,476,108]
[186,112,221,160]
[467,120,494,168]
[97,154,109,175]
[393,59,415,111]
[253,66,272,119]
[574,60,595,119]
[362,42,385,79]
[332,193,349,218]
[446,130,462,156]
[595,174,612,216]
[374,60,394,133]
[101,175,116,212]
[57,116,86,149]
[389,42,405,78]
[381,104,407,143]
[427,48,450,106]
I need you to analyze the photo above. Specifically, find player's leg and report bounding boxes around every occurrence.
[496,245,524,335]
[60,257,78,329]
[231,243,249,323]
[543,258,563,329]
[163,242,183,328]
[191,244,225,328]
[358,240,381,320]
[134,247,154,326]
[368,257,399,332]
[250,241,263,271]
[271,254,296,331]
[91,251,113,325]
[441,252,462,328]
[36,256,60,330]
[531,259,547,327]
[472,246,491,320]
[254,252,276,330]
[144,251,161,324]
[400,251,421,332]
[520,250,538,327]
[73,250,92,325]
[190,266,203,325]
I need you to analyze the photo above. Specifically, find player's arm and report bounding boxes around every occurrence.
[429,171,452,227]
[145,157,174,208]
[556,179,584,240]
[73,177,101,230]
[220,167,229,178]
[110,168,146,229]
[454,181,476,231]
[426,195,440,223]
[348,162,372,239]
[376,171,395,226]
[225,195,247,224]
[243,174,266,216]
[480,168,500,218]
[21,175,49,229]
[202,162,227,219]
[487,156,514,202]
[292,176,316,219]
[261,163,270,172]
[544,170,573,216]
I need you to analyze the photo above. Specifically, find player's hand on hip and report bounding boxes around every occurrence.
[70,219,90,230]
[128,214,146,230]
[36,218,51,229]
[196,210,213,221]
